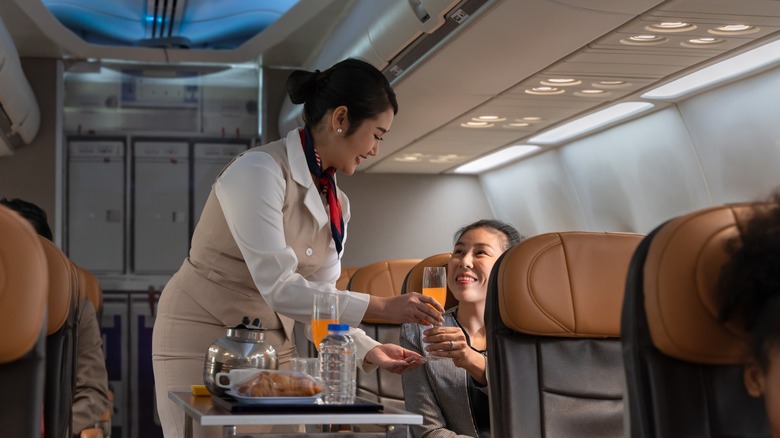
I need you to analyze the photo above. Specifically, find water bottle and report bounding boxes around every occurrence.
[318,323,356,404]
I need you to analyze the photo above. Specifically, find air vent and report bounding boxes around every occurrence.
[141,0,190,47]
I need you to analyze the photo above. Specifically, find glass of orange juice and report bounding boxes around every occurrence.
[421,266,446,360]
[312,291,339,349]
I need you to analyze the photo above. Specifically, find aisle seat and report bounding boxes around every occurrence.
[621,204,770,437]
[486,231,643,438]
[0,205,48,438]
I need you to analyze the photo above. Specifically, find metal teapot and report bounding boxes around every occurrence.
[203,316,278,397]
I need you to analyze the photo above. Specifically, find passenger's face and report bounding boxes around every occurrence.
[447,227,505,306]
[337,108,394,175]
[744,346,780,438]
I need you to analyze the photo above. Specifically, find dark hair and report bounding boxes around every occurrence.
[0,198,53,241]
[453,219,524,251]
[717,191,780,370]
[286,58,398,135]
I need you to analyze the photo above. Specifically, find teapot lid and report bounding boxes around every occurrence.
[225,316,266,341]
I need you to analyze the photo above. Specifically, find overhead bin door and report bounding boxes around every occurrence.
[68,140,125,273]
[133,141,189,274]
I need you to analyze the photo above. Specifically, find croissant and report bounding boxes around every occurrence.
[237,370,323,397]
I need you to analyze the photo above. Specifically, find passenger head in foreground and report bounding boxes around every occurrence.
[401,219,523,438]
[718,192,780,438]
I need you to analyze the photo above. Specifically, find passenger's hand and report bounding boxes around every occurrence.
[365,293,444,326]
[423,326,487,384]
[365,343,425,374]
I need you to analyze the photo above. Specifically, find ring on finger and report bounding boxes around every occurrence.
[449,340,454,350]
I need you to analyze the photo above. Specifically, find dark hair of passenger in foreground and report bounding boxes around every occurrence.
[717,190,780,370]
[0,197,53,241]
[453,219,525,251]
[286,58,398,136]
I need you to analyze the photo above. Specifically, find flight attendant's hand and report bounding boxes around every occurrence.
[364,293,444,326]
[365,343,424,374]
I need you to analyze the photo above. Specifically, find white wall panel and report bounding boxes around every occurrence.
[560,108,712,233]
[679,67,780,204]
[338,173,494,267]
[480,150,586,236]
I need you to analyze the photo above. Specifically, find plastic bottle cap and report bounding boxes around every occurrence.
[327,323,349,331]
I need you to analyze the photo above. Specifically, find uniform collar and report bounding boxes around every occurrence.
[285,128,329,229]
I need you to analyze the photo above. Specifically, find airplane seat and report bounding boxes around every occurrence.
[347,259,420,410]
[39,237,80,438]
[621,204,770,437]
[336,266,360,291]
[486,231,643,438]
[0,205,48,438]
[399,253,455,309]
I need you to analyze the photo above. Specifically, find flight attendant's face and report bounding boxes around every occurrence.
[336,108,394,175]
[447,227,505,306]
[744,346,780,438]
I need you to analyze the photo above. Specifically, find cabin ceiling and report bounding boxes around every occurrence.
[1,0,780,174]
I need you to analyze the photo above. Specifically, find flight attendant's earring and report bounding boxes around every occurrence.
[337,128,343,134]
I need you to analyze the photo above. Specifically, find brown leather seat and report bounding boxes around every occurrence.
[622,204,770,437]
[336,266,360,291]
[39,237,80,438]
[400,253,456,309]
[347,259,420,410]
[486,231,643,438]
[0,205,48,438]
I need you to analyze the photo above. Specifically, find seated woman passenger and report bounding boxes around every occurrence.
[400,219,523,438]
[718,192,780,438]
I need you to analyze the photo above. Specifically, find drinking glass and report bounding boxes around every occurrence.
[291,357,321,381]
[421,266,446,360]
[312,291,339,349]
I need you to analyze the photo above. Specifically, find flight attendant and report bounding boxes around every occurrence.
[152,58,444,437]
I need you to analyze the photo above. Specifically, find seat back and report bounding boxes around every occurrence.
[348,259,420,410]
[621,204,770,437]
[400,253,456,309]
[39,237,79,438]
[74,264,103,320]
[336,266,360,290]
[486,231,642,438]
[0,205,48,438]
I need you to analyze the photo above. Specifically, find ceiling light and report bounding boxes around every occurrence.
[471,116,506,122]
[525,86,565,95]
[528,102,655,144]
[503,122,529,128]
[540,78,581,86]
[430,154,462,164]
[393,153,429,162]
[645,22,697,33]
[681,37,724,48]
[620,35,669,46]
[521,117,542,122]
[709,24,759,36]
[453,145,542,174]
[460,121,494,128]
[574,89,611,97]
[642,38,780,100]
[591,80,632,89]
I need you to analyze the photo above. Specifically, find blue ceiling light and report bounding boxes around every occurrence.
[41,0,299,50]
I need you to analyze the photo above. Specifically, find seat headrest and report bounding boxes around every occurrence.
[348,259,420,324]
[643,204,761,364]
[0,206,48,363]
[401,253,458,309]
[38,237,75,335]
[497,232,643,338]
[74,264,102,312]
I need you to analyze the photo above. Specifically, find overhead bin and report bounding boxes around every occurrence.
[0,16,40,157]
[278,0,462,135]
